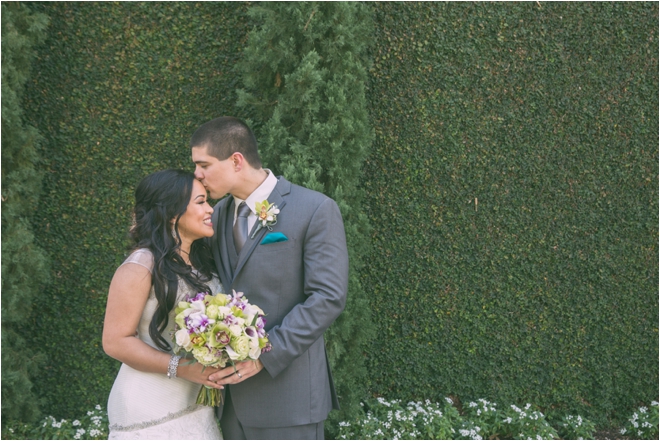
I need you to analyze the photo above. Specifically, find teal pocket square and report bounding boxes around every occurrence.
[261,232,288,245]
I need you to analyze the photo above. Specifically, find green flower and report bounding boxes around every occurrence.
[206,304,219,320]
[208,323,232,348]
[250,200,280,238]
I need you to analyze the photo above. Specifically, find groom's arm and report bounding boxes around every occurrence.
[259,196,349,378]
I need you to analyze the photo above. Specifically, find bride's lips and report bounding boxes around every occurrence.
[203,217,212,227]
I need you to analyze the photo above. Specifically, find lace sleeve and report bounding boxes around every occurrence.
[120,249,154,273]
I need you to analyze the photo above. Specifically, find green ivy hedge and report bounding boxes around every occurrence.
[362,2,658,426]
[23,1,250,417]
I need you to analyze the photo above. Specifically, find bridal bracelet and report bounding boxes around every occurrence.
[167,355,181,379]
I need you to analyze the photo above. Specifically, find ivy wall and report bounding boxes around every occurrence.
[363,2,658,425]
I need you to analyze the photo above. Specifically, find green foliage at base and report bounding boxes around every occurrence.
[2,405,108,440]
[2,398,658,440]
[1,1,50,423]
[22,2,250,417]
[336,398,659,440]
[363,2,658,425]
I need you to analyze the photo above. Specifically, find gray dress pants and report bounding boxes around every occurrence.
[220,387,325,440]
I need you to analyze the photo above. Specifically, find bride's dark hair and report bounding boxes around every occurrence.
[130,169,216,351]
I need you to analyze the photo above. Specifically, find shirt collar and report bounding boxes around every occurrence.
[233,169,278,216]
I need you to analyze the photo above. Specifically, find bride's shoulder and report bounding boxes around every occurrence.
[119,248,154,273]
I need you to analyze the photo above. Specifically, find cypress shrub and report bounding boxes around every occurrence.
[234,1,375,430]
[1,2,50,423]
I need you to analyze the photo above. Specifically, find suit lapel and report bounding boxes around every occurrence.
[232,178,290,282]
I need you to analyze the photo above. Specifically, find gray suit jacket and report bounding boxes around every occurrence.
[210,176,348,428]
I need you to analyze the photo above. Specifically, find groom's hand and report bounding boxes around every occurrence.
[209,359,264,385]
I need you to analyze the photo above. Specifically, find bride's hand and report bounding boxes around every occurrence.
[176,361,224,389]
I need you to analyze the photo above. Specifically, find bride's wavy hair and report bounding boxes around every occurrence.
[130,169,216,351]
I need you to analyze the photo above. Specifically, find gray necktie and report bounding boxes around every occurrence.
[233,202,250,253]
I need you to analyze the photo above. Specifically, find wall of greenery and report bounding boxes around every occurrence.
[9,0,657,431]
[21,1,250,417]
[362,2,658,426]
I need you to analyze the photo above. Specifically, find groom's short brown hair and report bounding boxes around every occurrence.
[190,116,262,168]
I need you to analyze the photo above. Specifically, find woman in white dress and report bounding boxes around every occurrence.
[103,169,223,439]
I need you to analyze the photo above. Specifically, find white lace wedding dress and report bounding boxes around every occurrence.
[107,249,223,440]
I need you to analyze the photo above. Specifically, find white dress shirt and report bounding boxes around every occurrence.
[232,169,278,234]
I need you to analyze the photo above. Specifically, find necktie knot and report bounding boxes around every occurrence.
[237,202,251,218]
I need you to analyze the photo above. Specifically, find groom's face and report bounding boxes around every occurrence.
[192,145,235,199]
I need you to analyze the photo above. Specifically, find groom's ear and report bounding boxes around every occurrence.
[231,152,245,172]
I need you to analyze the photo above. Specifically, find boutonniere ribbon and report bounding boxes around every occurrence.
[250,200,280,239]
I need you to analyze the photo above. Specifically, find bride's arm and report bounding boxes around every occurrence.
[102,263,222,389]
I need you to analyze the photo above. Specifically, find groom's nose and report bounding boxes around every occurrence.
[194,166,203,180]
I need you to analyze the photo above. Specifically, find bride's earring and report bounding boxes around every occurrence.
[171,224,178,241]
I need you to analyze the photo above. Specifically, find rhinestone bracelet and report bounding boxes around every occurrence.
[167,355,181,379]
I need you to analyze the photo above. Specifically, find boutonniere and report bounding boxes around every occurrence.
[250,200,280,239]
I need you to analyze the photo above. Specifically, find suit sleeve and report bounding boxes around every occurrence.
[259,197,349,378]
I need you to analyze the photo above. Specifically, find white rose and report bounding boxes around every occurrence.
[175,329,192,351]
[229,324,242,337]
[230,336,251,359]
[248,337,261,359]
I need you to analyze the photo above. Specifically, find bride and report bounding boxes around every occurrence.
[103,169,223,439]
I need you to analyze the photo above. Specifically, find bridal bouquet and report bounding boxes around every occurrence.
[172,290,272,406]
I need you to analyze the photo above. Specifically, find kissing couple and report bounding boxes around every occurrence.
[103,117,349,440]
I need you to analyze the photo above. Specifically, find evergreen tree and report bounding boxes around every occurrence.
[1,2,50,422]
[235,2,375,431]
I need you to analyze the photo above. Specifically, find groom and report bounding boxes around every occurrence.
[190,116,349,440]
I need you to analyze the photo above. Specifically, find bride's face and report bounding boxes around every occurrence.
[176,180,214,243]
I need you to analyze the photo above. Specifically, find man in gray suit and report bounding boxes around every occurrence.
[190,116,348,440]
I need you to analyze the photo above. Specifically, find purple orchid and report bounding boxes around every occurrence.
[189,292,207,302]
[186,312,211,333]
